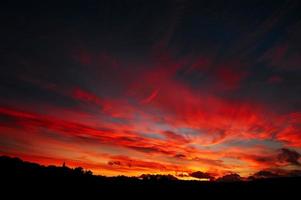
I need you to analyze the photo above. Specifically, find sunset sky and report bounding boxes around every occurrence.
[1,0,301,179]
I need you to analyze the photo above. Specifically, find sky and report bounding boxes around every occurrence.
[0,0,301,179]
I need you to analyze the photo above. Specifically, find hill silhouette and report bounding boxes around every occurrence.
[1,155,300,198]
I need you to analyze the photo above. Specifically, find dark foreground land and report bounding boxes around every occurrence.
[1,156,300,199]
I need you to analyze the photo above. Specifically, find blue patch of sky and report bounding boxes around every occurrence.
[191,139,283,152]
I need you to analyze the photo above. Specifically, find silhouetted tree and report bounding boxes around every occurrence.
[74,167,84,175]
[1,155,301,198]
[216,174,242,182]
[85,170,93,176]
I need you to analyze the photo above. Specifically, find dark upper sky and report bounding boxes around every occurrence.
[0,0,301,178]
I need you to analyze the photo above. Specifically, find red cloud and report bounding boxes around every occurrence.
[72,88,104,106]
[0,106,194,159]
[276,126,301,147]
[161,130,189,144]
[140,89,160,104]
[215,64,249,90]
[107,155,185,172]
[275,113,301,147]
[1,53,300,178]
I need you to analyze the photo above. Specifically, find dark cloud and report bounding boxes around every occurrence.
[174,154,186,159]
[176,173,189,178]
[287,170,301,177]
[189,171,214,180]
[252,170,279,179]
[108,161,121,166]
[277,148,301,166]
[241,148,301,168]
[250,168,301,180]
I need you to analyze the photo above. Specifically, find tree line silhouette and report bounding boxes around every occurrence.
[1,155,300,198]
